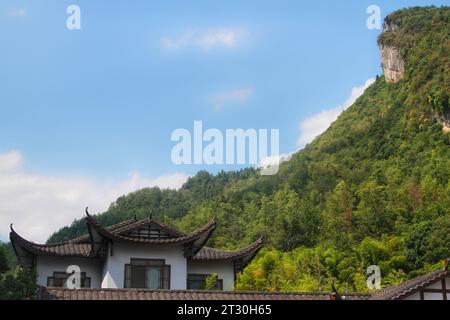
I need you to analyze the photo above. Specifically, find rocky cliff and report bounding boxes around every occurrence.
[436,111,450,133]
[379,23,405,83]
[380,45,405,83]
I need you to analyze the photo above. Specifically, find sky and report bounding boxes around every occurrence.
[0,0,448,242]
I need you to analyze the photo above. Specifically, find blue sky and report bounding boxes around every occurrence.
[0,0,448,241]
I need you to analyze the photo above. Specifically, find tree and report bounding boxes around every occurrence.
[406,216,450,269]
[205,273,219,290]
[325,181,354,249]
[0,245,9,274]
[428,87,449,114]
[354,181,393,239]
[0,267,36,300]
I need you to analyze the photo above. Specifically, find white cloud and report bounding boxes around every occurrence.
[298,78,375,147]
[8,9,27,17]
[0,150,189,243]
[0,150,23,173]
[161,31,196,50]
[297,109,343,147]
[161,28,249,51]
[197,28,247,50]
[210,86,254,111]
[258,153,292,168]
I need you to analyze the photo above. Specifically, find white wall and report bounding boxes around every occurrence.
[36,256,102,288]
[427,281,443,289]
[187,261,235,291]
[101,242,187,290]
[404,292,421,300]
[423,291,445,300]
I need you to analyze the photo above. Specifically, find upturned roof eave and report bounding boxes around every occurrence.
[192,238,264,263]
[84,211,217,246]
[9,225,94,260]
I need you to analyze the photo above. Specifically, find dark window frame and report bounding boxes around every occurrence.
[124,258,171,289]
[128,226,172,239]
[187,274,224,291]
[46,271,91,288]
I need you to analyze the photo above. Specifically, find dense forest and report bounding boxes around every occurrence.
[1,6,449,296]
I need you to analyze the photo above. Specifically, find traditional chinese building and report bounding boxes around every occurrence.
[10,210,263,291]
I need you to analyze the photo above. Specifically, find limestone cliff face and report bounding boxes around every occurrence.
[380,45,405,83]
[436,111,450,133]
[379,23,405,83]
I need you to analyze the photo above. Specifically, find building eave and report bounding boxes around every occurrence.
[85,211,217,247]
[191,238,264,272]
[370,268,450,300]
[9,225,96,264]
[68,217,138,244]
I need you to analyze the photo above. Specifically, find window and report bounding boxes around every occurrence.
[187,274,223,291]
[127,226,172,239]
[47,272,91,288]
[124,259,170,289]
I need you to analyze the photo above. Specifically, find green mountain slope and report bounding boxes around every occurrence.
[47,6,450,292]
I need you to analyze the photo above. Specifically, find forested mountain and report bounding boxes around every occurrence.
[3,6,449,295]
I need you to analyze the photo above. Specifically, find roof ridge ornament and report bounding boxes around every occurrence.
[330,279,342,300]
[444,258,449,271]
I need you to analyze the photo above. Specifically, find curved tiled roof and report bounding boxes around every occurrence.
[38,287,371,301]
[10,216,218,260]
[370,268,449,300]
[69,218,138,244]
[111,218,186,237]
[10,226,93,258]
[193,238,263,261]
[85,213,216,245]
